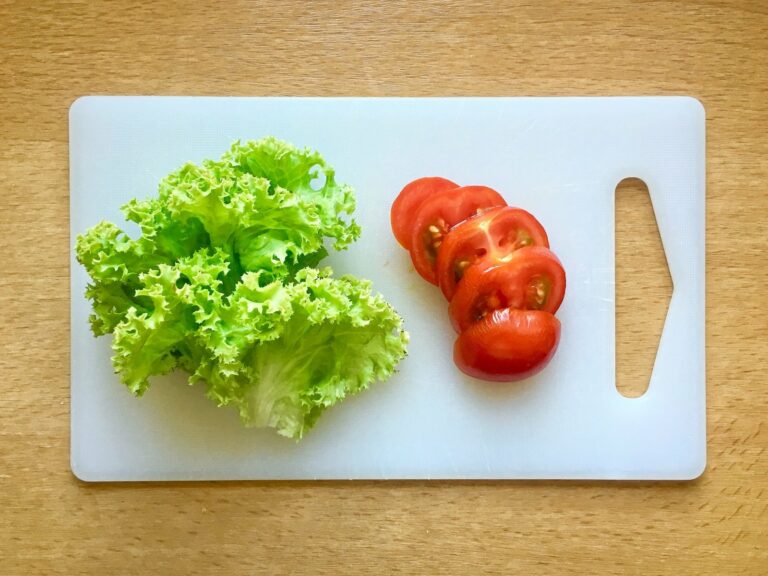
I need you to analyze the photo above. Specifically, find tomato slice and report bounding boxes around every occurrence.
[453,308,561,382]
[407,186,506,284]
[390,177,459,249]
[448,247,566,332]
[436,206,549,300]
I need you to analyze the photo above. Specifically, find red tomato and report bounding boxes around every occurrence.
[453,308,561,382]
[390,177,459,249]
[448,247,566,332]
[408,186,506,284]
[436,206,549,300]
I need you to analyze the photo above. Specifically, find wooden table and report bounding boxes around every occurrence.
[1,2,766,574]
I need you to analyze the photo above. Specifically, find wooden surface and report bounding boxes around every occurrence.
[1,1,766,574]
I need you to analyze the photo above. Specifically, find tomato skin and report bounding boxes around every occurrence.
[436,206,549,300]
[390,177,459,249]
[407,185,506,285]
[454,308,561,382]
[448,247,566,333]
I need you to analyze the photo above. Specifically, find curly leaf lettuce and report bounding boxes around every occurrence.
[76,137,407,439]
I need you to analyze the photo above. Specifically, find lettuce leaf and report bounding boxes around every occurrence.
[76,137,407,439]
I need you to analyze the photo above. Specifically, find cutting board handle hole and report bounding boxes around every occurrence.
[615,177,672,398]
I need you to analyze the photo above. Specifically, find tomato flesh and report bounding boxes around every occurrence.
[391,176,566,384]
[454,308,561,382]
[448,247,566,332]
[407,185,506,284]
[390,177,459,249]
[436,206,549,300]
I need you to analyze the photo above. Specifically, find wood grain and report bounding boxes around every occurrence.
[615,178,673,398]
[1,1,766,574]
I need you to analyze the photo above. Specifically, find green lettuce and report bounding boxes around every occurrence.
[76,137,407,439]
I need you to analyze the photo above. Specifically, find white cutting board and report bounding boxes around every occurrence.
[70,96,705,481]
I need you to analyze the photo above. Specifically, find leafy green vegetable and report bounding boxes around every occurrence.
[76,137,407,439]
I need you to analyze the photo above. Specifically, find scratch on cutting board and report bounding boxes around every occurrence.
[510,117,539,143]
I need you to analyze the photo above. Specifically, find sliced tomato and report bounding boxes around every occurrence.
[407,186,506,284]
[448,247,565,332]
[436,206,549,300]
[390,177,459,249]
[454,308,560,382]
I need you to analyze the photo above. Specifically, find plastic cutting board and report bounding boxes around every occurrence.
[70,96,706,481]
